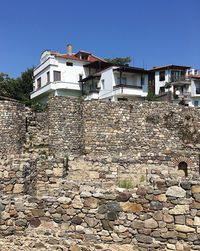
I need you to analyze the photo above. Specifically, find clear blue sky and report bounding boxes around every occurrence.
[0,0,199,77]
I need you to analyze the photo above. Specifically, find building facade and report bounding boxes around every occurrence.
[149,65,200,106]
[31,44,148,103]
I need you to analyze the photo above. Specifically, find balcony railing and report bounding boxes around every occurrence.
[178,92,191,98]
[113,84,142,89]
[170,76,190,83]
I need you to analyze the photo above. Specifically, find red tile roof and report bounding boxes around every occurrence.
[51,51,104,63]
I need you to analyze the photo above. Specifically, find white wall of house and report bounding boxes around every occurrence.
[191,79,200,97]
[155,70,171,95]
[33,55,88,92]
[98,67,115,100]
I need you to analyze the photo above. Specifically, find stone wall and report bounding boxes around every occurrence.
[48,97,84,157]
[0,100,26,156]
[2,179,200,250]
[47,97,200,176]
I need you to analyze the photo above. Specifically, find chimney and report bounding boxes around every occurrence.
[67,43,73,55]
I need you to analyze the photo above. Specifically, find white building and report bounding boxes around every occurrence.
[31,44,104,103]
[149,65,200,106]
[31,44,148,103]
[81,61,148,101]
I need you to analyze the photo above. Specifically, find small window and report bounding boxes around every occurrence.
[159,71,165,81]
[79,74,83,82]
[141,75,145,85]
[37,78,41,89]
[194,101,199,107]
[101,79,105,89]
[53,71,61,81]
[159,87,165,93]
[47,71,50,83]
[66,62,73,66]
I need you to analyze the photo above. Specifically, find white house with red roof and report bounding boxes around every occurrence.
[31,44,148,103]
[31,44,104,103]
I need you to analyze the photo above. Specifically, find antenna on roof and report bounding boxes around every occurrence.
[132,56,134,66]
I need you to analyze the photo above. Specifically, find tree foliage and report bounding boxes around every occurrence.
[0,68,34,105]
[104,57,131,66]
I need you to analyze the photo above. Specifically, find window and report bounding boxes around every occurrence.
[53,71,61,81]
[37,78,41,89]
[196,83,200,94]
[194,101,199,107]
[101,79,105,89]
[159,71,165,81]
[66,62,73,66]
[117,77,127,85]
[47,71,50,83]
[159,87,165,93]
[141,75,145,86]
[79,74,83,82]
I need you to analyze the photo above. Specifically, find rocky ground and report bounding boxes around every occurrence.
[0,234,138,251]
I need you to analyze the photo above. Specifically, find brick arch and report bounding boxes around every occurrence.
[173,157,192,167]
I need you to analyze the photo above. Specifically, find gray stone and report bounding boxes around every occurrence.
[144,218,158,229]
[0,202,5,211]
[136,234,153,244]
[175,215,185,225]
[150,201,163,210]
[169,205,189,215]
[166,186,186,198]
[175,224,195,233]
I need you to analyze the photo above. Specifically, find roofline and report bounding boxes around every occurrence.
[149,64,191,71]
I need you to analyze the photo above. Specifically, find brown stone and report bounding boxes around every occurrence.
[116,193,131,202]
[144,218,158,229]
[192,185,200,194]
[71,216,83,225]
[28,217,41,227]
[191,201,200,209]
[83,197,99,209]
[154,194,167,202]
[120,202,143,213]
[136,187,147,196]
[13,184,23,194]
[163,213,174,223]
[31,209,45,217]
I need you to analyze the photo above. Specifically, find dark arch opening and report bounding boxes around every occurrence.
[178,161,188,177]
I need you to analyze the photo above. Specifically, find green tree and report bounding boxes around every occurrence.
[104,57,131,65]
[0,68,34,104]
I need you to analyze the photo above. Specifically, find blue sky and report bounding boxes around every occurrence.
[0,0,199,77]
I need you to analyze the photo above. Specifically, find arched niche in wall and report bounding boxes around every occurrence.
[178,161,188,177]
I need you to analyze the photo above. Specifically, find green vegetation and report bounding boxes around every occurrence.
[104,57,131,66]
[0,68,34,105]
[117,178,135,189]
[146,91,158,101]
[164,82,172,90]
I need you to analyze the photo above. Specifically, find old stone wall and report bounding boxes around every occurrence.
[2,178,200,250]
[47,97,200,175]
[48,97,84,157]
[0,100,26,156]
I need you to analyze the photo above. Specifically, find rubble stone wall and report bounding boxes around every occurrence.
[1,179,200,250]
[47,97,200,175]
[0,101,26,156]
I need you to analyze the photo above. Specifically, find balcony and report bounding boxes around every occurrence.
[170,76,191,86]
[173,91,191,100]
[113,84,147,97]
[31,81,81,99]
